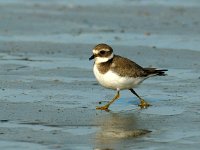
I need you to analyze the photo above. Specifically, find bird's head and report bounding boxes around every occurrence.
[89,43,114,64]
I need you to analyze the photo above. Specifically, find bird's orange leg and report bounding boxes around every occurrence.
[96,90,120,111]
[129,89,151,109]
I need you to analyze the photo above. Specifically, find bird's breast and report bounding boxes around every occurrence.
[93,64,145,90]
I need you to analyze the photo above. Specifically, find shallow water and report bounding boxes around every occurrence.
[1,33,200,52]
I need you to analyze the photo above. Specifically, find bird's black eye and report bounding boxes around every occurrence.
[100,51,106,55]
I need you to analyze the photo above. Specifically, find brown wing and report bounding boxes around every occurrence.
[110,55,147,77]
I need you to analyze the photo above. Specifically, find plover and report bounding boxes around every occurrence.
[89,43,167,110]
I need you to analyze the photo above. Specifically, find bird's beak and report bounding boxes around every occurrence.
[89,54,95,61]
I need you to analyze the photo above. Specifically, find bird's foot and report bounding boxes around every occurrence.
[96,104,110,112]
[138,99,151,109]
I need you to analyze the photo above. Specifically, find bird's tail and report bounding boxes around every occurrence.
[144,68,168,76]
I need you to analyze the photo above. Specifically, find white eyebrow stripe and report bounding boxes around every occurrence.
[93,48,110,54]
[101,49,110,52]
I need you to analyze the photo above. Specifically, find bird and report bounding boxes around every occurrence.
[89,43,167,111]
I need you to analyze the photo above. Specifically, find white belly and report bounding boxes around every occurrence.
[93,64,145,90]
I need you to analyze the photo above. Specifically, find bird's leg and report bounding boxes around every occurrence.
[129,88,151,109]
[96,90,120,111]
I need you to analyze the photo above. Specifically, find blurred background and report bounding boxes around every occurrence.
[0,0,200,150]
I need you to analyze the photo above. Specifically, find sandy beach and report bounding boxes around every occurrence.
[0,0,200,149]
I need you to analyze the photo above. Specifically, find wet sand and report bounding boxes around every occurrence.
[0,0,200,150]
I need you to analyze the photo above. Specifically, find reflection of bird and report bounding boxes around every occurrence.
[95,113,151,149]
[89,43,167,110]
